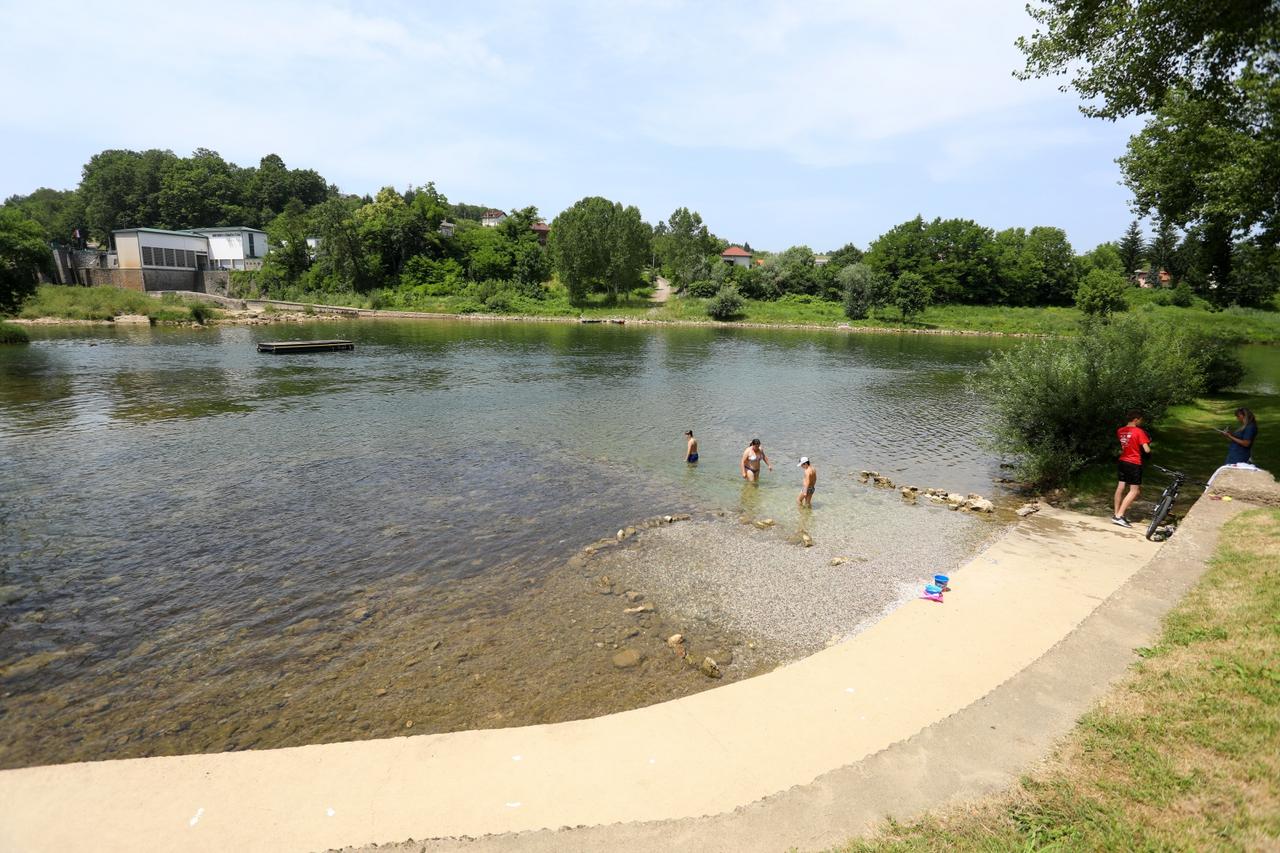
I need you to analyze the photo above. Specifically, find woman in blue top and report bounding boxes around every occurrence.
[1220,407,1258,465]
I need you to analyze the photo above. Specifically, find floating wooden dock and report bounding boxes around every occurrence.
[257,339,354,354]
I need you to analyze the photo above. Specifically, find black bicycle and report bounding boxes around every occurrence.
[1145,464,1206,540]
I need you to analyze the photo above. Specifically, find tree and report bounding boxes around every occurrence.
[826,242,864,269]
[0,208,51,314]
[1074,268,1130,317]
[1020,227,1078,305]
[839,263,885,320]
[764,245,819,295]
[3,188,87,246]
[80,148,176,240]
[892,271,931,321]
[1018,1,1280,300]
[549,197,648,304]
[1080,243,1125,277]
[921,218,998,304]
[262,199,312,285]
[657,207,715,291]
[1118,220,1144,275]
[309,197,371,291]
[864,215,929,282]
[1146,217,1179,281]
[155,148,241,229]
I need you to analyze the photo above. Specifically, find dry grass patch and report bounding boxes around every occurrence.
[836,509,1280,852]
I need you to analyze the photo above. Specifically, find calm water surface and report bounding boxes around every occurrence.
[0,320,1014,765]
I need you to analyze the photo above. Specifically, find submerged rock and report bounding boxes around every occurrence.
[829,557,850,566]
[0,586,26,606]
[1016,502,1041,518]
[623,603,654,615]
[666,633,684,648]
[611,648,642,669]
[699,657,722,679]
[799,531,814,548]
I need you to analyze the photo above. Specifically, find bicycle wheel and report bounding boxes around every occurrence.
[1146,493,1174,540]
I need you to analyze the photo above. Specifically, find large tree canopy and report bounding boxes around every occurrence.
[549,197,649,304]
[1018,0,1279,304]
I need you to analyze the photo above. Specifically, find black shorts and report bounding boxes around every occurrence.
[1117,461,1143,485]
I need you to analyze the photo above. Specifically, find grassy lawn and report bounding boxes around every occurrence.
[837,508,1280,852]
[17,285,214,323]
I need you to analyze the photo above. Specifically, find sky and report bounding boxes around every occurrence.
[0,0,1145,252]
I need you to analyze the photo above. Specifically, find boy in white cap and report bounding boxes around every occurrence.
[797,457,817,507]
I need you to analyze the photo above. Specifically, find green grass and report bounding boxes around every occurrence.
[836,508,1280,852]
[0,322,30,344]
[19,285,218,324]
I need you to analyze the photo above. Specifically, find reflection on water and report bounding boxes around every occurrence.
[0,319,1014,768]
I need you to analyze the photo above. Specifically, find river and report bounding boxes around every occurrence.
[1,319,1016,768]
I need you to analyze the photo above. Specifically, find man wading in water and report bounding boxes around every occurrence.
[797,456,817,507]
[684,430,699,464]
[741,438,772,482]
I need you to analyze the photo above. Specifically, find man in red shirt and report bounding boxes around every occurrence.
[1113,409,1152,528]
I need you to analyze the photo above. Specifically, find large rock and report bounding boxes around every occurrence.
[1016,502,1041,518]
[611,648,642,669]
[963,497,995,513]
[0,586,26,606]
[699,657,722,679]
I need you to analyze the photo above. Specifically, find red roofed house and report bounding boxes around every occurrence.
[1134,268,1172,288]
[481,209,508,228]
[531,221,550,245]
[721,245,753,269]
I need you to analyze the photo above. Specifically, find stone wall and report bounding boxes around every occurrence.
[82,269,145,291]
[198,271,231,296]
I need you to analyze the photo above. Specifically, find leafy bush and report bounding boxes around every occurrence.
[0,322,29,344]
[839,263,885,320]
[892,271,931,321]
[1074,268,1130,317]
[979,315,1207,486]
[736,267,779,300]
[705,285,744,320]
[1170,281,1195,307]
[1194,336,1246,392]
[685,279,719,298]
[189,302,214,324]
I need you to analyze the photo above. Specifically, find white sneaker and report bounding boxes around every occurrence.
[1111,516,1132,528]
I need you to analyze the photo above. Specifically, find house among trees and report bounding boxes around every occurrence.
[531,221,550,245]
[438,220,456,238]
[1133,268,1172,288]
[721,245,753,268]
[481,209,508,228]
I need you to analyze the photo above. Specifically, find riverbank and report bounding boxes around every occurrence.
[14,284,1280,342]
[0,495,1179,853]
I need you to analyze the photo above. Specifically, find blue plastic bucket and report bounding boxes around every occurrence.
[934,574,949,587]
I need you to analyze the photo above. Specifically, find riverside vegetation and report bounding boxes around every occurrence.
[839,508,1280,851]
